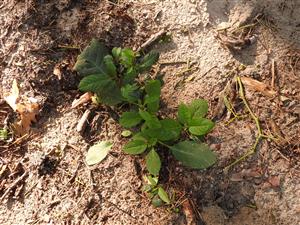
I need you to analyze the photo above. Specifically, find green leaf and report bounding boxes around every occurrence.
[123,67,138,84]
[73,39,109,76]
[189,99,209,118]
[178,103,192,125]
[120,48,135,68]
[146,175,158,186]
[170,141,216,169]
[112,47,122,60]
[145,80,161,98]
[119,111,142,128]
[139,51,159,72]
[123,139,147,155]
[121,130,132,137]
[188,118,214,136]
[152,195,163,207]
[132,132,148,142]
[85,141,112,166]
[139,110,161,129]
[158,187,170,204]
[144,80,161,113]
[146,149,161,176]
[78,74,122,105]
[121,84,139,103]
[103,55,117,78]
[142,119,182,141]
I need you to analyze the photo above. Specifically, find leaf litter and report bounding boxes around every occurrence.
[3,79,39,136]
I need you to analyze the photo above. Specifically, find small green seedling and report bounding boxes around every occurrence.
[142,175,171,207]
[73,39,159,106]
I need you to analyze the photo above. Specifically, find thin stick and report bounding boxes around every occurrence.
[137,29,166,53]
[271,59,275,90]
[0,171,28,201]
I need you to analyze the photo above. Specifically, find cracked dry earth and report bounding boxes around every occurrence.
[1,0,300,225]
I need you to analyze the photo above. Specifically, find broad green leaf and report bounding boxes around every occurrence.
[121,84,139,103]
[189,99,209,118]
[139,110,161,129]
[123,139,147,155]
[73,39,109,76]
[170,141,216,169]
[146,149,161,176]
[142,119,182,141]
[139,52,159,72]
[85,141,112,166]
[145,80,161,98]
[78,74,122,105]
[103,55,117,78]
[178,103,191,125]
[152,195,163,207]
[112,47,122,60]
[158,187,170,204]
[79,74,111,92]
[144,80,161,113]
[123,67,138,84]
[147,138,157,147]
[119,111,142,128]
[132,132,148,141]
[121,130,132,137]
[120,48,135,68]
[188,118,214,136]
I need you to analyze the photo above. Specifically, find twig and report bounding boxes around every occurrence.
[76,109,92,133]
[271,59,276,91]
[137,29,167,53]
[0,171,28,201]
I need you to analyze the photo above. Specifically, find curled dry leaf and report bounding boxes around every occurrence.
[13,103,39,136]
[240,77,276,97]
[4,79,39,136]
[71,92,93,109]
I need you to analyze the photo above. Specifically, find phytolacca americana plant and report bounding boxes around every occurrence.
[73,39,159,106]
[74,39,217,205]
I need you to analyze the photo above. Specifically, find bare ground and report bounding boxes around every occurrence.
[0,0,299,224]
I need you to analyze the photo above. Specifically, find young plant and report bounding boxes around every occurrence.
[121,89,217,176]
[74,39,217,207]
[73,39,159,106]
[142,175,171,207]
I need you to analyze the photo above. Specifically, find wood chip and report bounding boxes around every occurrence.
[71,92,93,109]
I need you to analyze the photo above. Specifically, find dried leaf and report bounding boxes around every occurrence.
[240,77,276,97]
[13,102,39,136]
[53,65,62,80]
[71,92,93,108]
[4,79,19,111]
[4,80,39,136]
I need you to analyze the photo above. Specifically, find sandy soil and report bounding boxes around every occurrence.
[0,0,299,224]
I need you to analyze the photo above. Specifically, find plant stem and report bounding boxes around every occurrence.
[224,76,269,172]
[158,141,171,148]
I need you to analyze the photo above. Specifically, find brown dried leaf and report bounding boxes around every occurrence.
[4,79,39,136]
[241,77,276,97]
[13,103,39,136]
[262,176,281,189]
[71,92,93,109]
[3,79,19,111]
